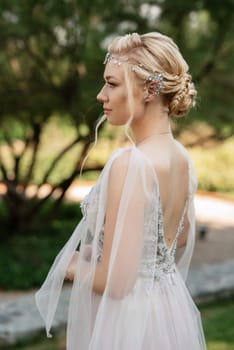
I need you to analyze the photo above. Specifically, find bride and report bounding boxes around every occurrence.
[36,31,206,349]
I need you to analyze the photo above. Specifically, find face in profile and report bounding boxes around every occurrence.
[97,61,144,125]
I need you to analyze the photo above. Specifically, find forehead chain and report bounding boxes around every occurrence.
[103,52,164,95]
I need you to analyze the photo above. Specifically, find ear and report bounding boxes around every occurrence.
[144,83,157,102]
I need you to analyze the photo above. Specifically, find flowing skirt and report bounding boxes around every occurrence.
[91,270,206,350]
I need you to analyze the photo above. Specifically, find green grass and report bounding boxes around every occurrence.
[3,298,234,350]
[1,332,66,350]
[200,297,234,350]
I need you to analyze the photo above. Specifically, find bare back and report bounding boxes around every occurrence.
[138,137,189,248]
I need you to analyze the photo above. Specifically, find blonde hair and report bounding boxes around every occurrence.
[81,32,196,173]
[79,114,106,176]
[108,32,197,118]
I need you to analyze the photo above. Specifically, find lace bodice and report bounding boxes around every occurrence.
[153,204,186,281]
[80,186,187,283]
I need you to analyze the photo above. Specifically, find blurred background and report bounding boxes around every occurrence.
[0,0,233,349]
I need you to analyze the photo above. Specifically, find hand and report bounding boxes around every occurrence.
[65,251,79,282]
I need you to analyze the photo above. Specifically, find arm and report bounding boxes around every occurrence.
[66,151,154,298]
[92,152,150,298]
[65,154,129,294]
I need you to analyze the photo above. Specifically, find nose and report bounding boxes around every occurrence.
[97,86,108,103]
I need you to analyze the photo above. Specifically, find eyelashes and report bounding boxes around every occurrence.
[106,82,116,87]
[102,78,118,88]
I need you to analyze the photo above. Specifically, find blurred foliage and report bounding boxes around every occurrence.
[1,136,233,289]
[0,0,233,235]
[189,136,234,194]
[0,200,82,289]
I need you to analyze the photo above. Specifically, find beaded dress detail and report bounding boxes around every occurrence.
[81,191,187,284]
[153,203,186,281]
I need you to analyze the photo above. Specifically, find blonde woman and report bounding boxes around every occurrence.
[36,32,206,349]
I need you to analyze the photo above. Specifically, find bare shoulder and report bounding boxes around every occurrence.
[108,147,149,191]
[110,149,131,174]
[108,150,132,195]
[105,150,132,212]
[109,147,151,177]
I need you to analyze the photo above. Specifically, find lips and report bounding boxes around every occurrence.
[103,108,112,114]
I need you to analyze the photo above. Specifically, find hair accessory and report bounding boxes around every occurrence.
[146,73,164,95]
[103,53,127,65]
[103,53,113,64]
[103,52,164,94]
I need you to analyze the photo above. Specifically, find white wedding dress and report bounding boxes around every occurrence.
[36,144,206,350]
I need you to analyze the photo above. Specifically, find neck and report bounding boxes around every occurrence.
[131,110,171,144]
[135,130,172,146]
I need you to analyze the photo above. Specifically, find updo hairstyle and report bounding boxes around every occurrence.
[108,32,197,118]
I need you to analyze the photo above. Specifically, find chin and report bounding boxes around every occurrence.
[106,111,131,125]
[106,116,126,126]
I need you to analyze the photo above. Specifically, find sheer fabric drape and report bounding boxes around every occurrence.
[35,146,206,350]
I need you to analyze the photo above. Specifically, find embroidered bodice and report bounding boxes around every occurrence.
[80,185,186,283]
[153,204,186,281]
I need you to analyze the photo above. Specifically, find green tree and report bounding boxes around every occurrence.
[0,0,233,235]
[0,0,150,234]
[159,0,234,140]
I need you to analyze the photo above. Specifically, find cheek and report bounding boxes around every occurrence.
[106,101,130,125]
[114,92,130,114]
[127,95,145,121]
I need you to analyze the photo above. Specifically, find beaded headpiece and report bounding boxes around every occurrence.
[103,52,164,95]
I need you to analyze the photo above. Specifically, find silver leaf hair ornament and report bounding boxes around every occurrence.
[103,52,164,95]
[146,73,164,95]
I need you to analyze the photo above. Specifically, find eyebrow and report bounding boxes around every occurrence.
[104,75,118,81]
